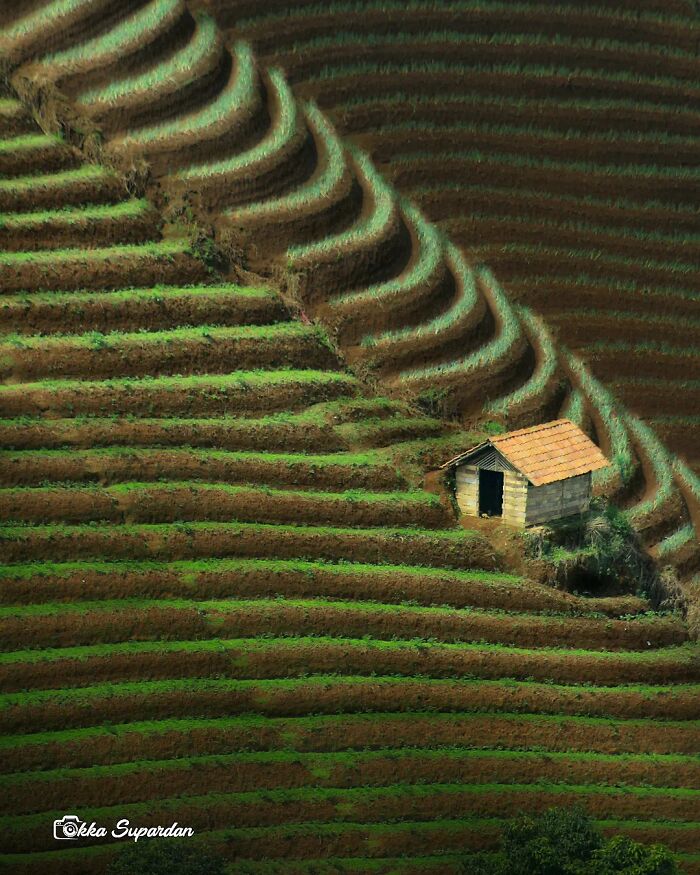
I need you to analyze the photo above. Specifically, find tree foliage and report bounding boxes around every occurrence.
[460,808,679,875]
[107,840,228,875]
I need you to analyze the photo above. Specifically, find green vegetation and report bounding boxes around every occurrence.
[0,198,151,228]
[175,68,297,182]
[122,41,258,145]
[224,101,345,220]
[330,201,442,309]
[288,145,395,261]
[361,241,476,349]
[0,164,116,194]
[107,840,226,875]
[78,14,219,107]
[41,0,182,70]
[462,806,678,874]
[400,265,521,382]
[486,307,558,417]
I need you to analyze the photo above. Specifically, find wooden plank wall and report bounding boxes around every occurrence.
[526,472,591,526]
[503,470,528,527]
[455,465,479,515]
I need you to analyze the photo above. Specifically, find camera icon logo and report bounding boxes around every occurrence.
[53,815,84,840]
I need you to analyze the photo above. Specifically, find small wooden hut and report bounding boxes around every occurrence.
[441,419,608,527]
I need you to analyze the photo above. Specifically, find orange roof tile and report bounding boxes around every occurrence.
[441,419,608,486]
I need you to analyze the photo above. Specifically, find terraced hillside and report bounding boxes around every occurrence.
[0,2,699,872]
[198,0,700,477]
[5,0,698,585]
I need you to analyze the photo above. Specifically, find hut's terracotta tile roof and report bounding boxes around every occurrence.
[442,419,608,486]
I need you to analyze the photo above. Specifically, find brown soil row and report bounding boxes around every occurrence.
[176,77,315,212]
[361,270,492,379]
[0,172,125,213]
[1,0,146,75]
[0,247,207,293]
[236,6,700,56]
[412,186,700,237]
[656,424,700,470]
[323,223,454,347]
[503,278,700,322]
[0,373,358,418]
[274,41,700,103]
[0,328,339,381]
[0,449,403,490]
[83,28,228,137]
[2,635,695,694]
[608,381,700,420]
[219,153,361,266]
[5,711,696,776]
[128,66,268,180]
[586,349,700,384]
[0,208,161,254]
[332,95,700,142]
[0,103,36,138]
[0,141,80,177]
[0,562,645,617]
[444,216,698,266]
[296,182,410,306]
[553,313,700,349]
[467,245,699,293]
[50,5,196,100]
[0,483,450,528]
[0,416,345,453]
[0,522,496,570]
[387,155,699,207]
[296,68,700,125]
[5,776,697,846]
[3,676,696,736]
[0,288,287,336]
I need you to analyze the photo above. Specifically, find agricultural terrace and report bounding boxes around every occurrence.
[0,2,699,873]
[207,0,700,477]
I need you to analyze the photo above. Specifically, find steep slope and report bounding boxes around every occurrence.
[0,94,699,875]
[203,0,700,478]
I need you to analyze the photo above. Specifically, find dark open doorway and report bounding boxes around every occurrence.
[479,468,504,517]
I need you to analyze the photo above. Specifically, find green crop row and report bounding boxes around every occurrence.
[562,351,635,488]
[391,147,700,183]
[236,0,691,30]
[2,633,694,670]
[0,164,116,195]
[288,145,396,261]
[308,58,698,93]
[40,0,183,71]
[0,238,190,265]
[1,673,696,710]
[175,68,297,182]
[77,13,219,107]
[0,133,61,153]
[0,555,518,584]
[624,414,677,528]
[333,90,700,132]
[361,242,476,349]
[122,41,257,145]
[279,29,697,66]
[0,197,151,229]
[225,101,345,221]
[2,0,106,43]
[398,266,521,383]
[486,306,558,416]
[0,320,313,348]
[330,202,442,312]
